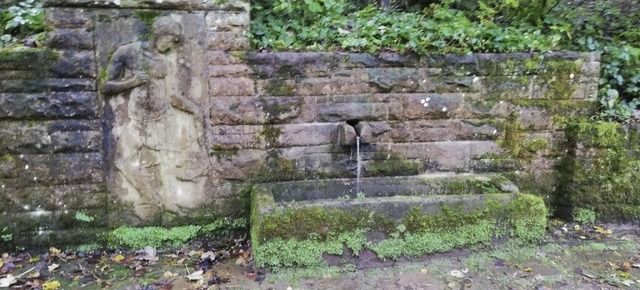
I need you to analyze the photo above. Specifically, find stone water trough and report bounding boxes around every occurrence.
[250,173,547,269]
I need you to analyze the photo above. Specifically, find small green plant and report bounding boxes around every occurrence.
[75,211,95,223]
[573,208,596,224]
[1,226,12,242]
[0,0,44,47]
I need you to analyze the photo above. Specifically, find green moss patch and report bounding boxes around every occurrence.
[365,152,422,177]
[251,192,546,268]
[556,120,640,221]
[106,217,246,249]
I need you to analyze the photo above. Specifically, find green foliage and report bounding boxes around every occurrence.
[1,226,12,242]
[0,0,44,47]
[573,208,596,224]
[75,211,95,223]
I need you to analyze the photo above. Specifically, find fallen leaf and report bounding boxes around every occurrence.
[594,226,613,235]
[136,247,158,262]
[164,271,177,277]
[112,254,125,262]
[201,251,215,260]
[449,270,465,278]
[621,280,636,286]
[534,274,545,280]
[0,274,17,287]
[27,271,40,278]
[48,263,60,272]
[187,270,204,281]
[421,268,428,273]
[42,280,61,290]
[235,256,246,266]
[0,261,3,268]
[524,267,533,272]
[609,262,621,270]
[49,247,61,255]
[619,271,632,279]
[574,225,581,231]
[622,261,633,271]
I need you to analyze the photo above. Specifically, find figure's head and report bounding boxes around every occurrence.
[151,16,182,53]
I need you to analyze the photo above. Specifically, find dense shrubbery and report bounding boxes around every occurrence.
[251,0,640,121]
[0,0,44,47]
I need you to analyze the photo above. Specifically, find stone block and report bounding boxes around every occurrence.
[400,93,464,120]
[207,51,247,65]
[44,7,93,29]
[365,68,431,93]
[0,121,101,154]
[46,28,94,49]
[48,49,96,78]
[1,183,106,211]
[0,71,46,80]
[390,141,502,172]
[211,149,267,180]
[0,92,99,119]
[430,76,481,93]
[296,77,376,96]
[0,48,58,70]
[208,64,252,78]
[278,123,337,147]
[210,96,311,125]
[206,31,250,51]
[211,125,264,150]
[0,153,103,186]
[0,78,95,93]
[209,77,255,96]
[315,95,402,122]
[375,120,500,143]
[481,76,533,100]
[205,11,250,32]
[255,79,297,96]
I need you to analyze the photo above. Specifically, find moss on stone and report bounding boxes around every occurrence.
[264,78,295,96]
[252,193,547,268]
[366,152,422,176]
[210,144,239,160]
[556,120,640,221]
[105,217,247,249]
[259,125,281,147]
[133,10,162,40]
[539,59,582,99]
[250,154,304,183]
[522,137,549,153]
[259,97,298,122]
[498,113,526,158]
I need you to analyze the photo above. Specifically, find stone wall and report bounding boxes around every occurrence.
[0,0,602,248]
[0,46,103,247]
[211,52,599,187]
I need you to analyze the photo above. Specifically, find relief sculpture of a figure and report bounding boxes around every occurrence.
[100,16,208,219]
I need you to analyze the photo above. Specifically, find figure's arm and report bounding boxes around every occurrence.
[100,47,148,96]
[170,94,201,115]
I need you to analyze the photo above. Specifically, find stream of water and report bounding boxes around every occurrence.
[356,136,361,194]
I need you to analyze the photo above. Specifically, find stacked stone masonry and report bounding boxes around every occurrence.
[0,0,601,248]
